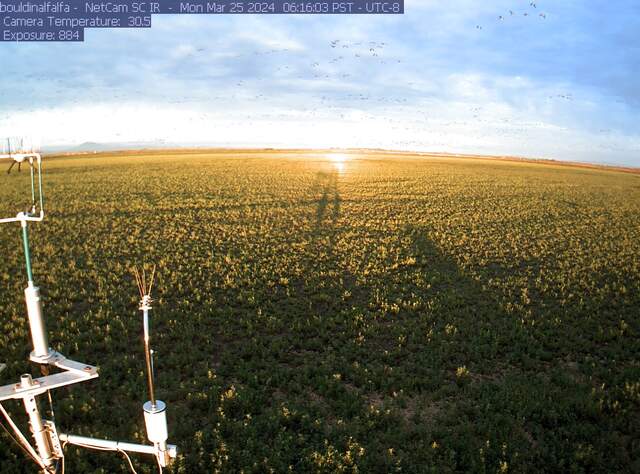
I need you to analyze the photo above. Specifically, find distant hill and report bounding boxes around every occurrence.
[43,141,180,154]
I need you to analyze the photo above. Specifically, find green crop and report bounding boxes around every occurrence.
[0,151,638,473]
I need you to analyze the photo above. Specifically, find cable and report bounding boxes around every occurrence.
[60,446,65,474]
[0,416,42,466]
[46,390,55,420]
[156,452,164,474]
[119,448,138,474]
[57,439,67,474]
[41,363,57,423]
[65,440,138,474]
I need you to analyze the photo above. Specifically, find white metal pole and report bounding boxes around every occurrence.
[20,375,55,471]
[58,433,178,459]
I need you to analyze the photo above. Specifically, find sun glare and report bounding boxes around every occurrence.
[327,153,350,173]
[328,153,348,162]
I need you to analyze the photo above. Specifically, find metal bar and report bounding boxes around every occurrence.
[47,353,98,376]
[20,375,56,470]
[59,433,177,458]
[0,214,43,224]
[0,153,39,160]
[0,402,46,470]
[0,369,99,402]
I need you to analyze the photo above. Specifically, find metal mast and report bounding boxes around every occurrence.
[0,141,177,472]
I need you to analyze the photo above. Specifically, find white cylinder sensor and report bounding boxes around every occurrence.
[143,400,168,444]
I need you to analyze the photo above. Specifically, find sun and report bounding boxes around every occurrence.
[327,153,350,173]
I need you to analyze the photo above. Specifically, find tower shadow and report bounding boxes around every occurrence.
[311,170,341,250]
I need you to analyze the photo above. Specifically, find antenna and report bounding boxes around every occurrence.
[0,145,177,472]
[135,265,157,406]
[134,265,173,467]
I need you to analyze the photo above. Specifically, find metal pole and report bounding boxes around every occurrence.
[37,156,44,214]
[21,220,34,284]
[20,375,55,472]
[142,304,156,407]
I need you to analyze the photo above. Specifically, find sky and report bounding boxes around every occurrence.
[0,0,639,166]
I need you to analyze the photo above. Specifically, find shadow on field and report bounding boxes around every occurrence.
[395,226,523,370]
[311,170,341,248]
[172,167,635,472]
[294,169,529,382]
[295,170,531,388]
[333,223,531,408]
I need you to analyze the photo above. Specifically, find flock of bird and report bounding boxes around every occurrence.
[3,1,618,154]
[477,2,547,29]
